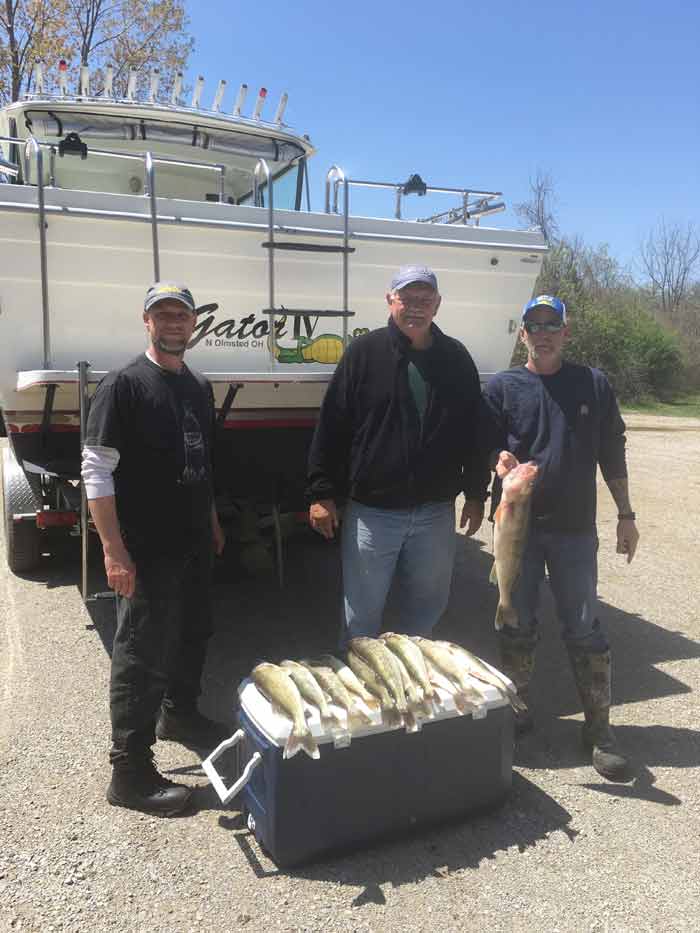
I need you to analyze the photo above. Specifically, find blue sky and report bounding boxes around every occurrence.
[185,0,698,274]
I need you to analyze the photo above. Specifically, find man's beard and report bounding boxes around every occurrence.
[154,336,187,356]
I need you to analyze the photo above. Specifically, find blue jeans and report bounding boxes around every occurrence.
[340,499,457,645]
[510,528,609,652]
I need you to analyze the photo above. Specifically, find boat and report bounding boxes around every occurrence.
[0,61,546,576]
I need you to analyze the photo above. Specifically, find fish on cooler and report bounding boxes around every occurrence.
[251,662,320,760]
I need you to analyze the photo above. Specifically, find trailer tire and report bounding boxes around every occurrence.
[1,447,42,573]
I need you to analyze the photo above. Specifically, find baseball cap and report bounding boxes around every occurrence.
[389,265,438,293]
[144,282,196,313]
[522,294,567,322]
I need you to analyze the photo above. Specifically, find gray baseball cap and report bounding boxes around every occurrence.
[389,265,438,292]
[144,282,196,313]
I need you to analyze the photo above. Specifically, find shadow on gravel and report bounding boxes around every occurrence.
[207,771,574,888]
[29,522,700,789]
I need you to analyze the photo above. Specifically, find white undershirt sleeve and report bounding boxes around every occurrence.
[81,445,120,500]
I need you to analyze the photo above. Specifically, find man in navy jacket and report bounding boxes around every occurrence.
[307,265,489,646]
[484,294,640,782]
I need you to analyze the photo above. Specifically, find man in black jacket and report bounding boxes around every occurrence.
[307,265,489,645]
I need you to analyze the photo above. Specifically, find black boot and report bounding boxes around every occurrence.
[498,633,537,736]
[567,647,631,782]
[156,705,230,751]
[107,756,193,816]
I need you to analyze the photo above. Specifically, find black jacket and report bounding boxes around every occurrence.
[307,318,490,508]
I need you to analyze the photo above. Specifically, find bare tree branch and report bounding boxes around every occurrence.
[639,220,700,314]
[514,168,560,245]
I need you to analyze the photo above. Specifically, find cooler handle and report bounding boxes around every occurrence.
[202,728,262,805]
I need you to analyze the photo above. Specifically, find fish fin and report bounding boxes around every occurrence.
[489,561,498,585]
[284,729,320,760]
[495,602,518,631]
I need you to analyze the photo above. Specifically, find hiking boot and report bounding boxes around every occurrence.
[107,758,193,817]
[156,706,230,750]
[567,646,631,783]
[498,632,537,737]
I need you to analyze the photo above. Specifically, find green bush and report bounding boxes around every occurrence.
[565,304,681,401]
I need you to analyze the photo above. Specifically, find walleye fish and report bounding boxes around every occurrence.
[387,649,432,723]
[315,654,380,709]
[348,637,408,714]
[412,637,487,712]
[490,461,539,630]
[280,659,343,730]
[251,662,320,760]
[381,632,436,700]
[435,640,527,714]
[423,657,474,715]
[347,651,402,728]
[301,662,373,725]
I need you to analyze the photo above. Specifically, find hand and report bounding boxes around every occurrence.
[616,519,639,564]
[460,498,484,537]
[309,499,339,540]
[496,451,519,479]
[212,518,226,556]
[104,544,136,598]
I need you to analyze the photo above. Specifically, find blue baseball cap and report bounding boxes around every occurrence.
[389,265,438,292]
[522,294,567,322]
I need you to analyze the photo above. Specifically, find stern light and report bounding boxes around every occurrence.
[103,63,113,97]
[212,78,227,112]
[171,70,183,105]
[273,91,288,124]
[126,69,138,101]
[149,68,160,102]
[232,83,248,116]
[79,64,89,97]
[191,75,204,108]
[58,59,68,96]
[252,87,267,120]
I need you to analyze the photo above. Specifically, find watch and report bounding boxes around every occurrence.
[617,512,636,521]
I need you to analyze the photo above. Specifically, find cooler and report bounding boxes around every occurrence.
[203,675,514,867]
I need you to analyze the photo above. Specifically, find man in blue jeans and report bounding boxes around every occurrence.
[307,265,490,645]
[484,294,640,781]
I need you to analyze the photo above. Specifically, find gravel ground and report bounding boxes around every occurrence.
[1,413,699,933]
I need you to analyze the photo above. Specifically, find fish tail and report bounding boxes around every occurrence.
[495,602,518,631]
[508,690,528,715]
[383,708,403,729]
[402,710,421,733]
[284,729,320,760]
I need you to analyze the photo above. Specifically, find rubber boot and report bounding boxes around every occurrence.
[567,647,631,782]
[498,633,537,736]
[107,755,193,816]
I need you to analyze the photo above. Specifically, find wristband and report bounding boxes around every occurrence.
[617,512,636,521]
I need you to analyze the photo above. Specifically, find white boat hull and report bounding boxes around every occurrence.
[0,185,544,495]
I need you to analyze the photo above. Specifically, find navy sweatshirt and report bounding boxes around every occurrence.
[307,318,490,508]
[483,362,627,533]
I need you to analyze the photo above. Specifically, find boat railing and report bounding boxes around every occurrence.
[324,167,505,225]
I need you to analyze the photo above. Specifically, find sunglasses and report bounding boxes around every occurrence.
[523,321,564,334]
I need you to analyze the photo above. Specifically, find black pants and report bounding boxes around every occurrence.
[109,546,213,765]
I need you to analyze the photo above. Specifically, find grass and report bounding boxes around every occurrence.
[622,393,700,418]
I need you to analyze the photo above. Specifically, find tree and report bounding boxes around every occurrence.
[514,168,559,245]
[0,1,71,103]
[67,0,193,97]
[639,219,700,315]
[0,0,193,103]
